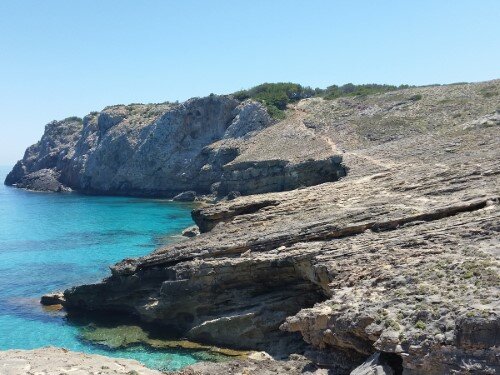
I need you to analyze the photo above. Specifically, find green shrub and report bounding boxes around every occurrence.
[266,105,286,120]
[233,82,412,119]
[481,91,498,98]
[414,320,426,330]
[409,94,423,101]
[479,86,498,98]
[63,116,83,123]
[463,271,474,279]
[322,83,407,100]
[233,82,317,118]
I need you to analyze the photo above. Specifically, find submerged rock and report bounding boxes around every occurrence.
[79,324,249,360]
[79,325,149,349]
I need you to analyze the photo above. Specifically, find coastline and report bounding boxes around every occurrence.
[2,81,499,374]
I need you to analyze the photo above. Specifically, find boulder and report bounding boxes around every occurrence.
[40,292,65,306]
[182,226,200,238]
[16,169,69,192]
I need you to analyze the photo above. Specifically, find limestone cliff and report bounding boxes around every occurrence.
[5,96,345,197]
[60,80,500,374]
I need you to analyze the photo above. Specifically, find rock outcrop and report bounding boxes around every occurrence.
[5,116,83,191]
[14,168,71,192]
[40,292,65,306]
[5,96,345,197]
[60,80,500,374]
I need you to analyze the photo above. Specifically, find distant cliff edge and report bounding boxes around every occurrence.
[5,94,345,198]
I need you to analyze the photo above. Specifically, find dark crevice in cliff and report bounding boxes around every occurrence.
[192,199,281,232]
[379,352,404,375]
[370,198,492,232]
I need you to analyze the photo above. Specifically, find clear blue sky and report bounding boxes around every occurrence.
[0,1,499,165]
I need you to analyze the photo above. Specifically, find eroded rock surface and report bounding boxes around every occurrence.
[38,80,500,373]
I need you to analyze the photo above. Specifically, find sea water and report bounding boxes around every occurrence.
[0,166,202,370]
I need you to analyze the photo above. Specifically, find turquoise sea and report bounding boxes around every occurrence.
[0,166,203,370]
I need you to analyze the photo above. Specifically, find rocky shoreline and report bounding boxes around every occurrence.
[4,80,500,374]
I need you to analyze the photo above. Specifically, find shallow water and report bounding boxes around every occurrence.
[0,166,203,370]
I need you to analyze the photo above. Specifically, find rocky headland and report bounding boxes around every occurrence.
[5,80,500,374]
[4,95,345,198]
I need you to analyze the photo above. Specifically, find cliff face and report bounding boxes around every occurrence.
[61,81,500,374]
[5,117,83,191]
[5,96,345,197]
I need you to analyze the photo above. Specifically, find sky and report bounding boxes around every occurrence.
[0,1,499,165]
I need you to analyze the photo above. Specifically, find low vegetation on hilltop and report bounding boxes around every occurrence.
[233,82,413,119]
[233,83,319,119]
[62,116,83,123]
